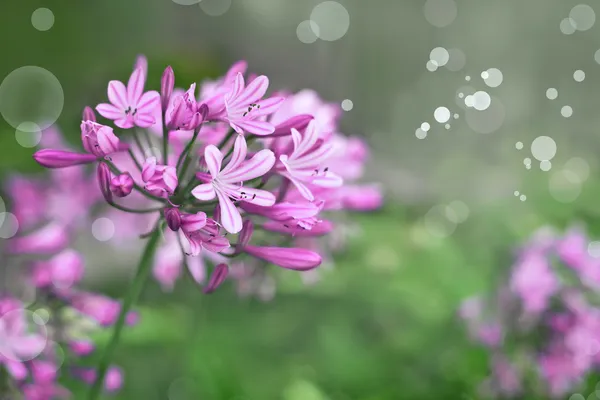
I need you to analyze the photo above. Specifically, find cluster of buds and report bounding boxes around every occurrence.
[460,227,600,398]
[0,55,382,398]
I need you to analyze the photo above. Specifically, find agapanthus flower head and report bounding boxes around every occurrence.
[18,56,383,399]
[460,226,600,398]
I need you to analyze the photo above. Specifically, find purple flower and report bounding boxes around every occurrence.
[166,84,207,131]
[110,173,134,198]
[510,249,559,314]
[192,135,276,233]
[96,67,160,129]
[81,121,121,157]
[218,73,284,135]
[141,156,178,197]
[277,121,343,201]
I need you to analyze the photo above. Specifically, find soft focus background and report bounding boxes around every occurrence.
[1,0,600,398]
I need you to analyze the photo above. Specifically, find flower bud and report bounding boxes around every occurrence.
[81,121,120,157]
[203,263,229,294]
[109,173,134,198]
[33,149,97,169]
[164,208,181,231]
[244,246,322,271]
[97,163,113,203]
[161,66,174,111]
[82,106,96,122]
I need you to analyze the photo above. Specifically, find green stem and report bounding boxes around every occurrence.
[176,127,202,181]
[127,149,143,171]
[106,201,163,214]
[87,227,163,400]
[162,109,169,165]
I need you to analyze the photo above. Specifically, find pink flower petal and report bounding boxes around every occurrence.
[250,97,285,117]
[221,149,275,182]
[233,119,275,136]
[107,80,128,109]
[96,103,124,120]
[230,75,269,108]
[204,145,223,178]
[191,184,216,201]
[135,113,156,128]
[227,73,245,103]
[216,190,243,233]
[285,174,314,201]
[290,128,302,150]
[187,255,206,284]
[312,171,343,188]
[220,135,247,176]
[238,187,276,207]
[114,117,134,129]
[136,91,160,113]
[295,120,320,155]
[127,67,145,106]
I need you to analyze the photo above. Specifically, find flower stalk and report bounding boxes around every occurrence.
[87,226,163,400]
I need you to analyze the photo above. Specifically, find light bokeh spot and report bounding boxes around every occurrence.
[341,99,354,111]
[430,47,450,67]
[199,0,232,16]
[482,68,503,88]
[546,88,558,100]
[423,0,457,28]
[434,107,451,123]
[0,66,64,130]
[15,122,42,148]
[561,105,573,118]
[310,1,350,41]
[297,20,320,44]
[0,212,19,239]
[531,136,557,161]
[91,217,115,242]
[31,8,55,31]
[569,4,596,31]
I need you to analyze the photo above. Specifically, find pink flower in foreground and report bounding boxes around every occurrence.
[277,121,343,201]
[192,135,276,233]
[141,156,178,197]
[218,73,284,135]
[96,67,160,129]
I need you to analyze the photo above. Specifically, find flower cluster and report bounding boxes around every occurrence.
[0,55,381,398]
[459,227,600,398]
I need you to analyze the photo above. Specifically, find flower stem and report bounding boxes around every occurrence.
[176,126,202,181]
[87,227,163,400]
[162,109,169,165]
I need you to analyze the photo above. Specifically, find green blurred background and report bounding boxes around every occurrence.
[2,0,600,398]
